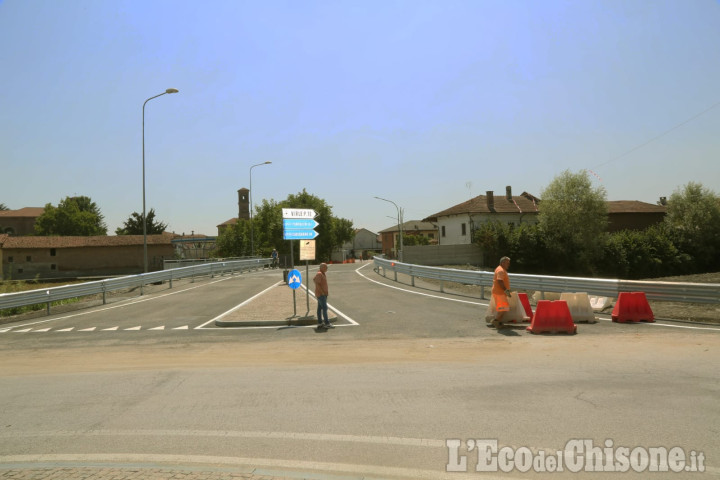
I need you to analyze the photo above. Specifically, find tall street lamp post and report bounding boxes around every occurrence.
[250,161,272,256]
[374,196,404,262]
[142,88,178,273]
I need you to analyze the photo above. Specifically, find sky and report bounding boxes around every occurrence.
[1,0,719,237]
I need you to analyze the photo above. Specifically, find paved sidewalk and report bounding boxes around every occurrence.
[214,282,336,327]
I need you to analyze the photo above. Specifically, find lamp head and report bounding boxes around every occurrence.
[165,88,179,94]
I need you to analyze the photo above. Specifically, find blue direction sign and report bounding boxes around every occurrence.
[287,269,302,289]
[283,219,319,230]
[283,217,319,240]
[284,229,319,240]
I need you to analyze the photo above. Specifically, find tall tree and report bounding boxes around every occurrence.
[279,189,354,262]
[250,189,354,262]
[253,199,284,256]
[214,220,251,257]
[664,182,720,271]
[538,170,608,274]
[0,203,9,211]
[34,196,107,236]
[115,209,168,235]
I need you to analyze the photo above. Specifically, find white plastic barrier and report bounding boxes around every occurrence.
[589,295,614,312]
[484,292,530,323]
[560,292,597,323]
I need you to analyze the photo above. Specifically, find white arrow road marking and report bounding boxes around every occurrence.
[102,326,119,331]
[148,326,165,330]
[56,327,74,332]
[124,326,142,331]
[78,327,96,331]
[32,328,51,332]
[173,325,189,330]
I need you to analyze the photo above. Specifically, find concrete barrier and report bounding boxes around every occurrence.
[484,292,530,323]
[560,292,597,323]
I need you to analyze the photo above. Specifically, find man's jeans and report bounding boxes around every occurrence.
[317,295,329,324]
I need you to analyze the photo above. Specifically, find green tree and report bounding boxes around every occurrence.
[34,196,107,236]
[251,189,354,262]
[252,199,284,257]
[115,209,168,235]
[214,220,251,257]
[473,220,513,267]
[597,224,689,279]
[664,182,720,271]
[402,233,430,246]
[538,170,608,275]
[0,204,9,211]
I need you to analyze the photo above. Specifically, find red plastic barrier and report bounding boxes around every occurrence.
[611,292,655,323]
[518,293,533,322]
[526,300,577,334]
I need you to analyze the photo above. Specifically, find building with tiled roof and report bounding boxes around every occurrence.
[423,187,540,245]
[423,186,667,245]
[0,233,176,280]
[0,207,45,235]
[378,220,438,257]
[605,200,667,232]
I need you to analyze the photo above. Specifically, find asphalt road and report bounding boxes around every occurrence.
[1,262,718,479]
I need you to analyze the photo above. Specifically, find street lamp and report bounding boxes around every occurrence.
[142,88,179,273]
[374,196,404,262]
[250,161,272,256]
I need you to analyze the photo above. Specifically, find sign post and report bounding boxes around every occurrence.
[282,209,319,318]
[287,268,302,317]
[300,240,316,314]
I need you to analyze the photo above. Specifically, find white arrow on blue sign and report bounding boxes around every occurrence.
[283,219,319,230]
[287,269,302,289]
[284,229,319,240]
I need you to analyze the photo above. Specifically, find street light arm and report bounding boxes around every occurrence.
[141,88,179,274]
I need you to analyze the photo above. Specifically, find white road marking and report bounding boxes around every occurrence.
[1,275,241,331]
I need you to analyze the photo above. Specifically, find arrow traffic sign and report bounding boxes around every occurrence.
[282,208,317,219]
[283,219,319,230]
[287,269,302,289]
[284,229,319,240]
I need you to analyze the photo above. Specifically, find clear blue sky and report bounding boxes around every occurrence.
[1,0,719,236]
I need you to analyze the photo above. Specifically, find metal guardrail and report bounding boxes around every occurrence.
[163,257,254,269]
[373,257,720,304]
[0,258,272,314]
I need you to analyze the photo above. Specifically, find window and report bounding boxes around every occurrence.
[7,256,13,263]
[461,223,467,236]
[26,256,32,262]
[50,248,57,256]
[51,264,57,270]
[441,226,446,237]
[17,268,23,274]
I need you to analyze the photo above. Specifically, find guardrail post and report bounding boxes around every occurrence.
[394,269,397,282]
[46,290,51,315]
[169,271,173,289]
[411,275,415,287]
[102,281,107,305]
[480,285,485,299]
[440,280,444,293]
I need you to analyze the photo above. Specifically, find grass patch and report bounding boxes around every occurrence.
[0,279,84,317]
